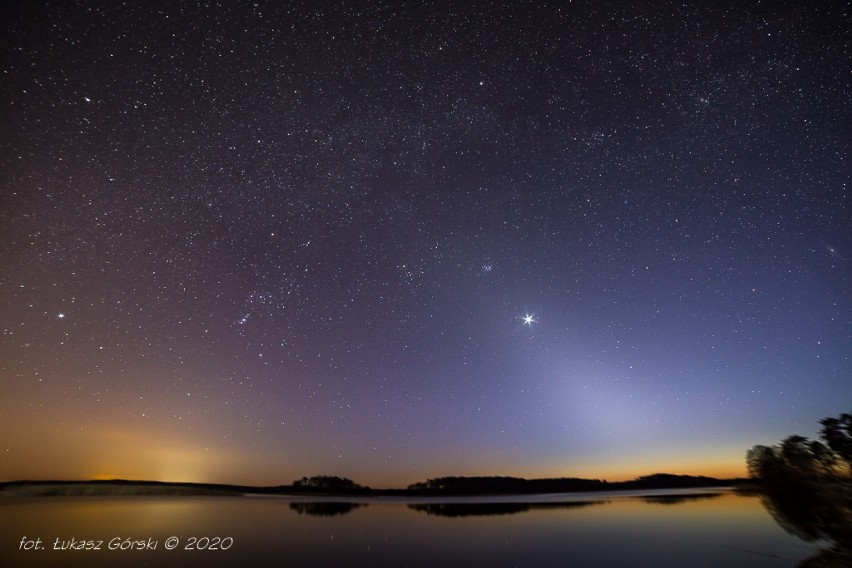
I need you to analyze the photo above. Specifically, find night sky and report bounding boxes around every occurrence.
[1,1,849,488]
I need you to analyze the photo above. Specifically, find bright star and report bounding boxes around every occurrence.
[57,313,65,319]
[522,314,535,326]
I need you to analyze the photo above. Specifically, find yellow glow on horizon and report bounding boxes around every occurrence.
[560,451,747,482]
[0,416,251,484]
[2,407,751,487]
[89,474,123,481]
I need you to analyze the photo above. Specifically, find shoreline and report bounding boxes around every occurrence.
[0,475,747,499]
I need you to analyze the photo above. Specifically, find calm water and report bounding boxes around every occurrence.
[0,488,827,567]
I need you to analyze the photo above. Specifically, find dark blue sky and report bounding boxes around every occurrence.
[1,1,849,487]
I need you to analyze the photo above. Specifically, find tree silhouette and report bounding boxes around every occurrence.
[780,435,822,480]
[746,411,851,485]
[745,445,784,481]
[810,439,839,477]
[820,413,852,467]
[292,475,367,493]
[745,411,852,566]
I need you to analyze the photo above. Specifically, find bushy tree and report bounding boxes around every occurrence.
[746,445,783,481]
[746,411,851,484]
[820,413,852,466]
[292,475,365,491]
[745,412,852,567]
[781,435,825,480]
[810,439,838,476]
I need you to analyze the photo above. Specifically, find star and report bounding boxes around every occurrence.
[1,0,846,494]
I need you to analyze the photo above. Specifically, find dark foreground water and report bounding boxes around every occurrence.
[0,488,829,567]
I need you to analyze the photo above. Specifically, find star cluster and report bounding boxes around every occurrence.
[1,1,849,487]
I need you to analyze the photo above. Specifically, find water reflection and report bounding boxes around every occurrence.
[289,501,367,517]
[640,492,724,505]
[408,500,605,517]
[0,490,826,567]
[754,485,852,567]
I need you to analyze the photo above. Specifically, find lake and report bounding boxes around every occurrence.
[0,488,828,567]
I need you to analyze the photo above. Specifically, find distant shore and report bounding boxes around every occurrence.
[0,474,746,498]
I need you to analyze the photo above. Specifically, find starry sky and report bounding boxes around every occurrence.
[1,1,849,488]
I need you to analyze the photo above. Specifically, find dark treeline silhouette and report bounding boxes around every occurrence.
[617,473,730,490]
[745,412,852,566]
[1,472,739,498]
[406,473,735,495]
[0,479,256,497]
[746,413,851,486]
[291,475,370,493]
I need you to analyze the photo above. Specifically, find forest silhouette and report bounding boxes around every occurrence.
[745,412,852,566]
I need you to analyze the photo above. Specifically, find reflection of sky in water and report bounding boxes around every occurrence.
[1,491,823,567]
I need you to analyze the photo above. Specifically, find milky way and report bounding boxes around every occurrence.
[1,1,849,487]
